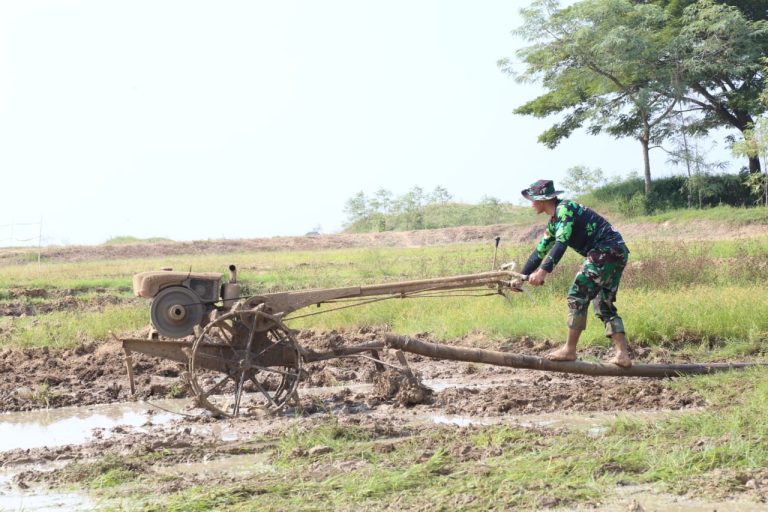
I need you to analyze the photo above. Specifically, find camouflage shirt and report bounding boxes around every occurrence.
[521,199,625,274]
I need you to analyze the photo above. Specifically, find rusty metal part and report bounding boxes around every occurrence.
[187,306,302,417]
[149,286,205,338]
[137,261,768,419]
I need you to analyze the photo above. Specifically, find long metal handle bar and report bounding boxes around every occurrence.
[258,270,527,315]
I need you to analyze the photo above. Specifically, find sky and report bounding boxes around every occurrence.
[0,0,737,247]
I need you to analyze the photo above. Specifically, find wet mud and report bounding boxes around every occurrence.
[0,290,135,317]
[0,329,708,481]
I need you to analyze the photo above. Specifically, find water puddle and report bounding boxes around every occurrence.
[421,378,501,393]
[590,485,768,512]
[423,409,689,432]
[430,414,493,427]
[0,463,96,511]
[156,452,275,479]
[0,488,96,511]
[0,399,185,452]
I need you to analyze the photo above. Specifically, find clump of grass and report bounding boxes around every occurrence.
[103,236,173,245]
[58,455,144,489]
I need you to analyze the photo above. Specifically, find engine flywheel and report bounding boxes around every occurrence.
[150,286,205,338]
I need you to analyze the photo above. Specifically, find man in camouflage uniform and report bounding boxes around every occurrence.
[520,179,632,368]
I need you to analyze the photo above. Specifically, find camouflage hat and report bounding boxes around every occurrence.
[521,179,564,201]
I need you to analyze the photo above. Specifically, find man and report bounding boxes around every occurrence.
[519,179,632,368]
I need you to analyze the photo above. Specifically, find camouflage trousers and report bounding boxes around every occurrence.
[566,244,629,337]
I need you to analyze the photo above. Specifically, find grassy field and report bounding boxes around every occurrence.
[1,236,767,356]
[1,224,768,510]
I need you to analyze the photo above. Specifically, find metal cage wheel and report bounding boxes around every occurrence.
[187,308,302,417]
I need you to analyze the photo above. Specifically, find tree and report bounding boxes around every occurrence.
[504,0,679,195]
[479,196,504,224]
[429,185,452,204]
[392,186,426,230]
[732,117,768,205]
[669,0,768,174]
[343,191,369,226]
[561,165,606,195]
[368,188,393,232]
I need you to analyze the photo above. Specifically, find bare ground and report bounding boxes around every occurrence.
[2,219,767,265]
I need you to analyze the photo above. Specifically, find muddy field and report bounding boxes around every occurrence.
[1,223,766,510]
[0,329,709,493]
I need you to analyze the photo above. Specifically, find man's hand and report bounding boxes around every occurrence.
[528,268,549,286]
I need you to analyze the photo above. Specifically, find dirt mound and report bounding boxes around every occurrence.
[4,219,765,265]
[0,341,180,412]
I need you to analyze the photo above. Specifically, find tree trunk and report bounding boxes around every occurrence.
[384,335,767,378]
[640,137,652,196]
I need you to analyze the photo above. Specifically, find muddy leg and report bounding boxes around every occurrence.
[547,328,581,362]
[606,332,632,368]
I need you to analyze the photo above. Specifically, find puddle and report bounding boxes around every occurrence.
[0,400,184,452]
[430,414,492,427]
[0,463,96,511]
[156,452,275,479]
[300,383,373,396]
[0,488,96,511]
[422,409,690,432]
[421,378,500,393]
[584,485,768,512]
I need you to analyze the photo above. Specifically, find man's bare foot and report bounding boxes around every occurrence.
[606,354,632,368]
[547,346,577,362]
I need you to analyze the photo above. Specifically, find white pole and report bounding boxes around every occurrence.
[38,217,43,264]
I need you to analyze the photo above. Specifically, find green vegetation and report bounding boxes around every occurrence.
[505,0,768,191]
[1,235,766,356]
[102,236,173,245]
[74,368,768,510]
[1,210,766,510]
[343,185,534,232]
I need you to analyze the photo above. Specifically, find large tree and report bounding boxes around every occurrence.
[669,0,768,173]
[502,0,678,195]
[506,0,768,181]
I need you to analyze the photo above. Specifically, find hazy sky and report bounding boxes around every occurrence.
[0,0,734,247]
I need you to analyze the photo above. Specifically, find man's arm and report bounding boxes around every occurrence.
[521,226,555,275]
[539,203,576,272]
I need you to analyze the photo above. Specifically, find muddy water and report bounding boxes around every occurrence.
[156,452,276,479]
[0,466,95,511]
[0,400,182,452]
[588,485,768,512]
[425,409,689,431]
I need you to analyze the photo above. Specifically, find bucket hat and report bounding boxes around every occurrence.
[521,179,564,201]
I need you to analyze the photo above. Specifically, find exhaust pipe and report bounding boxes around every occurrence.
[222,264,241,308]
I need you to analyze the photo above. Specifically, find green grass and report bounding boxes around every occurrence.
[0,304,147,348]
[0,237,766,352]
[97,369,768,511]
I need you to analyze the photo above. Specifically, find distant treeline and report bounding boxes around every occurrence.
[343,173,764,233]
[342,186,531,233]
[581,171,761,217]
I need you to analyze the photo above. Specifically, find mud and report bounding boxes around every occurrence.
[0,288,134,317]
[0,328,705,415]
[0,327,746,512]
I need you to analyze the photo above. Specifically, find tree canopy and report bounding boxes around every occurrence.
[504,0,768,192]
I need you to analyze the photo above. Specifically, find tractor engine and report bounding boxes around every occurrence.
[132,265,240,338]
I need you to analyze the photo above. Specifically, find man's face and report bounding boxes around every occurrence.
[531,200,547,214]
